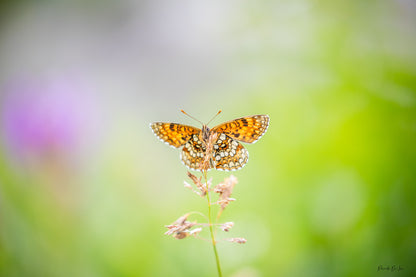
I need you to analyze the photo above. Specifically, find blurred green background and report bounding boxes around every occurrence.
[1,1,415,276]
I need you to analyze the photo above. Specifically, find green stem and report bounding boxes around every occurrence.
[203,170,222,277]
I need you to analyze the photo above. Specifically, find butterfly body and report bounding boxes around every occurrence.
[200,125,211,142]
[150,115,269,171]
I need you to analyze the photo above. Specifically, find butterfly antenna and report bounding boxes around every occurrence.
[206,110,222,126]
[181,110,204,125]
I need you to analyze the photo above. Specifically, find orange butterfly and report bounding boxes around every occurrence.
[150,111,269,171]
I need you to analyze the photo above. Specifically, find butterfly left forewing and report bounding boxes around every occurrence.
[150,122,200,148]
[211,115,269,144]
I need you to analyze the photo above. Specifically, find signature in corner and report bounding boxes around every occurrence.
[377,265,404,272]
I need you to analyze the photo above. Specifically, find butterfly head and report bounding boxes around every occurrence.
[181,109,221,143]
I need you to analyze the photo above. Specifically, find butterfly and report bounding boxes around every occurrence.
[150,111,269,171]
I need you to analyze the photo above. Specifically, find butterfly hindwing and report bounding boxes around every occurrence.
[180,134,210,170]
[150,122,200,148]
[211,115,269,144]
[213,134,249,171]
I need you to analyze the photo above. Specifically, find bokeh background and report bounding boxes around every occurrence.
[1,1,415,276]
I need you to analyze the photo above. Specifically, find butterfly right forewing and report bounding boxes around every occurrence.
[211,115,269,144]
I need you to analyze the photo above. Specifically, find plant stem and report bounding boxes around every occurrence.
[203,170,222,277]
